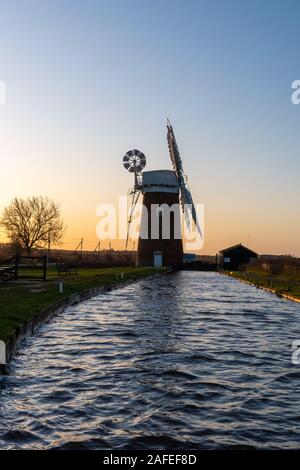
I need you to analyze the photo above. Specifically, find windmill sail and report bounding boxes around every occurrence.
[167,121,202,238]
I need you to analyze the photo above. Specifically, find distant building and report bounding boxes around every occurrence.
[216,243,258,270]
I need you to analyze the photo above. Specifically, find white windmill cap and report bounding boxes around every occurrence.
[142,170,179,193]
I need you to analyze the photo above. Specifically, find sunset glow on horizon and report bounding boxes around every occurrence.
[1,0,300,256]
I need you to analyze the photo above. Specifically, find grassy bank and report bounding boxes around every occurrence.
[227,270,300,302]
[0,266,156,342]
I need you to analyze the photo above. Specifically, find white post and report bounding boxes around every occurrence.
[59,281,64,294]
[0,340,6,365]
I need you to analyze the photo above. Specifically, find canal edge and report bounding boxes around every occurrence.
[220,271,300,304]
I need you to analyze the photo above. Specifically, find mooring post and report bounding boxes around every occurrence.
[0,340,6,365]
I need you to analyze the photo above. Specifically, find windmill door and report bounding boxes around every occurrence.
[154,251,163,268]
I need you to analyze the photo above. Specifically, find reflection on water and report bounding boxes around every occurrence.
[1,272,300,449]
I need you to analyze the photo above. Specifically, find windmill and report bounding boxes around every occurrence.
[123,122,201,267]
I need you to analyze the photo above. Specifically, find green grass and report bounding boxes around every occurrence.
[0,266,156,342]
[228,270,300,301]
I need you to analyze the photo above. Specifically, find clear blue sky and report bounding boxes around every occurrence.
[1,0,300,254]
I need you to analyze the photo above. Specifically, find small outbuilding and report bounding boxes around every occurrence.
[216,243,258,270]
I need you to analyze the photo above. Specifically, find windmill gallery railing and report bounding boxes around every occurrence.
[0,256,48,282]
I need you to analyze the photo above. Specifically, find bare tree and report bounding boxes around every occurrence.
[0,196,65,253]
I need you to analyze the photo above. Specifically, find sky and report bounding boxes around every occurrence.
[0,0,300,255]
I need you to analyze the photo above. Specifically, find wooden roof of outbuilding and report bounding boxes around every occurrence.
[218,243,258,257]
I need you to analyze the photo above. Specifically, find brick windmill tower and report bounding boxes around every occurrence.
[123,121,202,267]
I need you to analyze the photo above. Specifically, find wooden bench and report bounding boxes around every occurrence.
[56,263,78,276]
[0,266,15,281]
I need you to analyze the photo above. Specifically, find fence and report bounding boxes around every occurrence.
[0,256,48,281]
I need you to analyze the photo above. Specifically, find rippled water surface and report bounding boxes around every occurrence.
[1,272,300,449]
